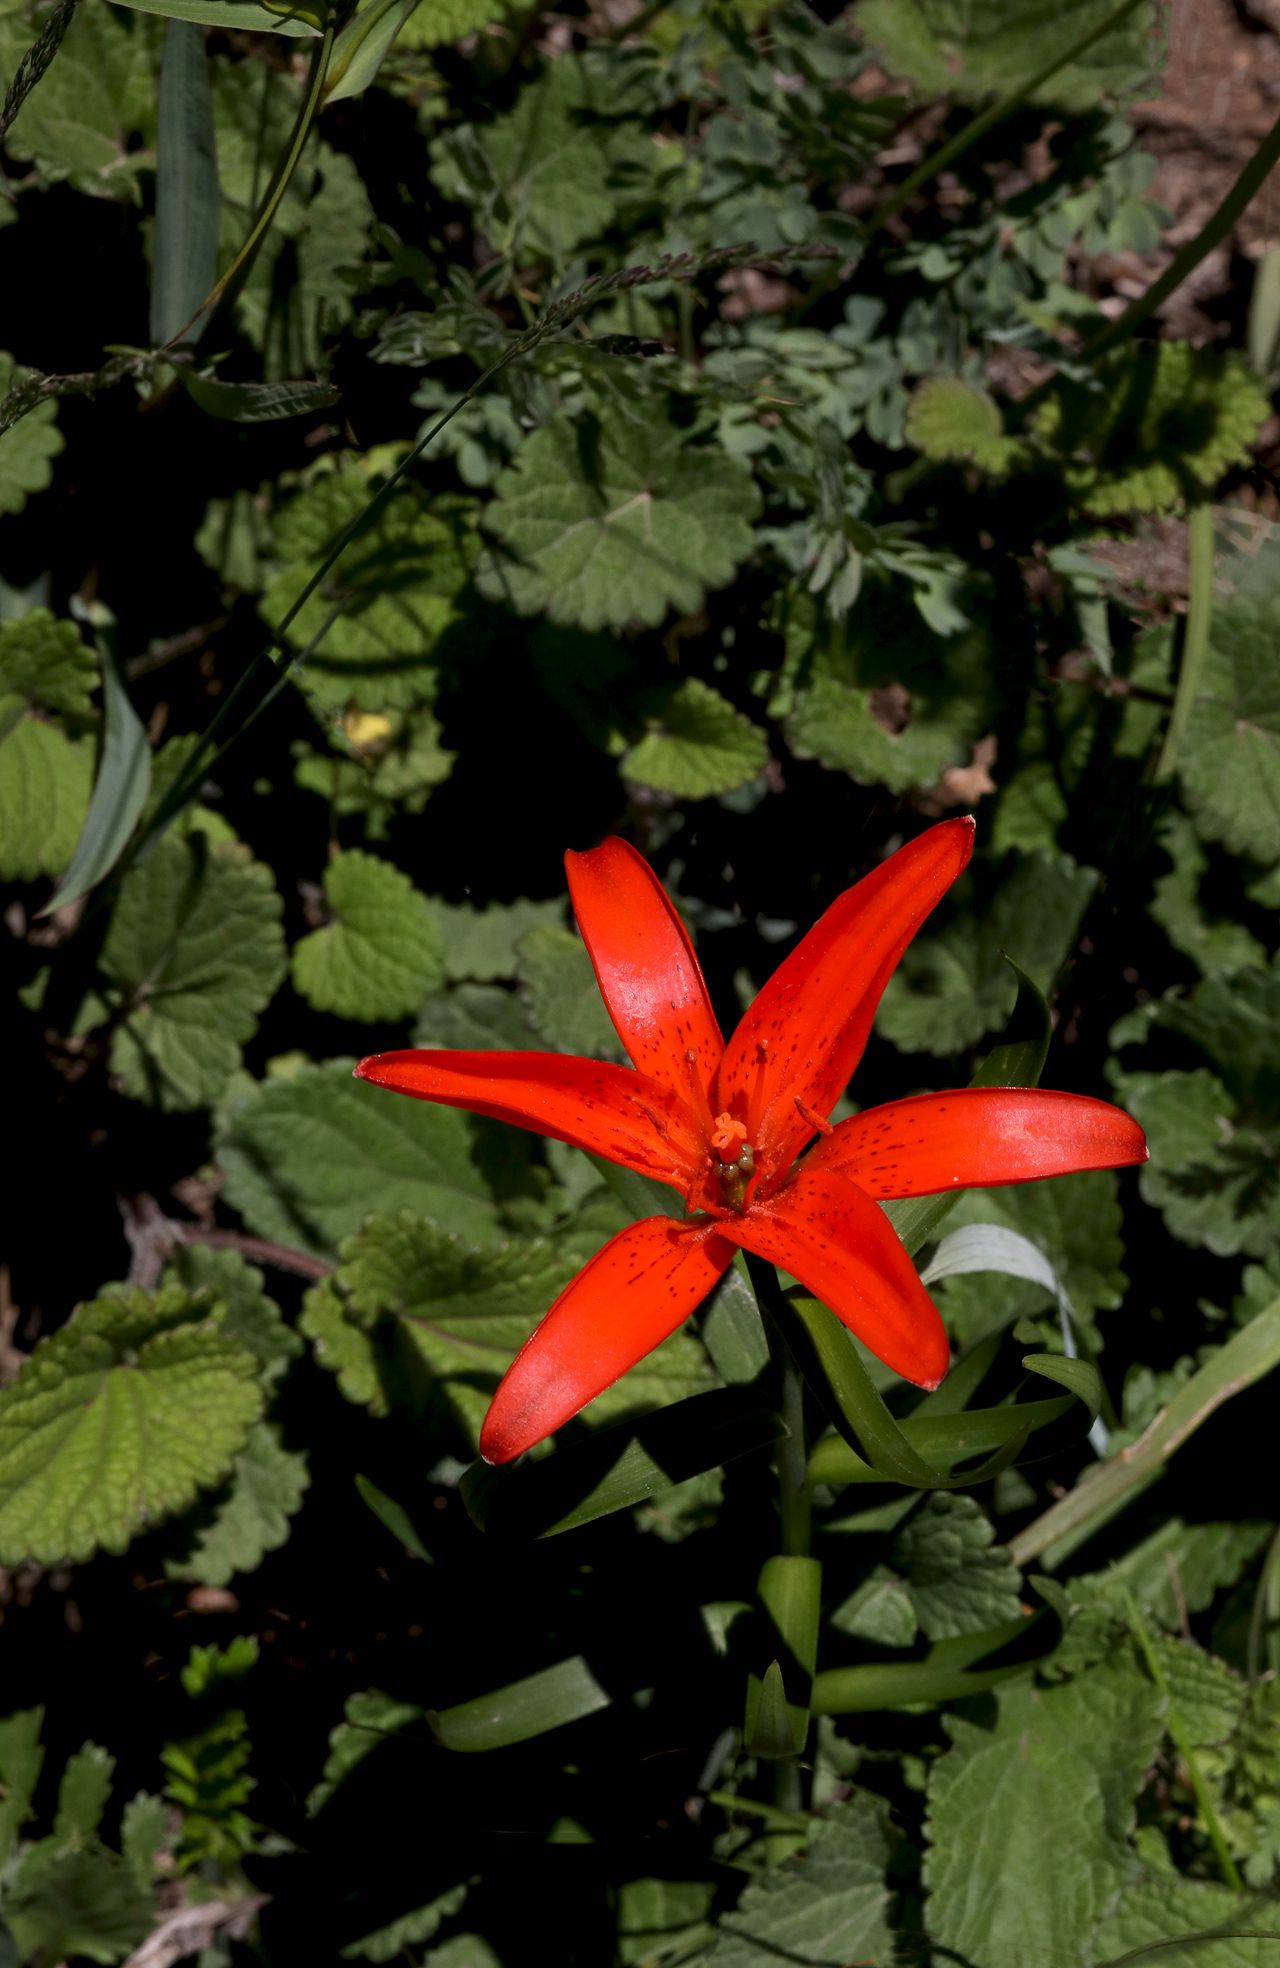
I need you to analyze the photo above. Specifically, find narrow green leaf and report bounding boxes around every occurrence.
[812,1613,1053,1714]
[461,1389,785,1538]
[150,20,219,349]
[324,0,418,103]
[354,1474,432,1563]
[428,1656,610,1752]
[39,628,150,917]
[181,372,340,422]
[700,1256,770,1386]
[809,1396,1074,1490]
[111,0,319,32]
[793,1299,1036,1492]
[743,1661,796,1760]
[745,1556,821,1758]
[1010,1299,1280,1569]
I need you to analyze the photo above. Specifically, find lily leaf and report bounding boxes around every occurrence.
[428,1656,610,1752]
[461,1388,785,1538]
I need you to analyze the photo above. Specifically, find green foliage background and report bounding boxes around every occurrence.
[1,0,1280,1960]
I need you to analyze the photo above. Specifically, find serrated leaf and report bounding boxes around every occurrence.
[924,1659,1164,1968]
[878,851,1098,1055]
[907,377,1020,472]
[430,896,565,982]
[831,1567,919,1648]
[54,1746,114,1845]
[216,1061,504,1258]
[5,1844,153,1966]
[261,468,473,707]
[292,849,445,1021]
[295,702,456,823]
[413,981,535,1052]
[0,1709,44,1868]
[705,1796,893,1968]
[618,1878,714,1967]
[0,354,63,516]
[302,1211,712,1440]
[891,1492,1023,1639]
[623,679,768,799]
[0,609,95,714]
[1102,1519,1272,1630]
[0,717,93,881]
[0,6,158,197]
[480,407,760,632]
[342,1884,469,1962]
[100,835,286,1110]
[1153,1636,1244,1749]
[396,0,507,47]
[857,0,1157,108]
[0,1286,263,1566]
[308,1689,424,1816]
[515,923,623,1060]
[1091,1876,1280,1966]
[1114,1065,1278,1259]
[1152,812,1266,974]
[163,1245,302,1380]
[165,1424,309,1587]
[1179,594,1280,866]
[120,1792,168,1885]
[429,56,648,260]
[1034,345,1269,516]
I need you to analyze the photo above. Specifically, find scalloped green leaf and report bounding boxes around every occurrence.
[0,355,63,516]
[705,1796,893,1968]
[515,924,624,1061]
[924,1660,1164,1968]
[1179,596,1280,866]
[480,408,760,632]
[857,0,1157,108]
[301,1210,712,1441]
[261,469,473,708]
[6,1844,153,1965]
[0,718,93,881]
[0,609,95,714]
[0,1286,264,1566]
[100,835,286,1111]
[1091,1876,1280,1966]
[215,1061,503,1258]
[164,1423,309,1588]
[292,849,445,1021]
[878,851,1098,1055]
[1113,1065,1279,1260]
[1034,345,1270,516]
[906,377,1021,473]
[0,6,158,197]
[623,679,768,800]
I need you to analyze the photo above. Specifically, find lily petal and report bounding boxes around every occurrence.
[804,1087,1149,1196]
[567,836,724,1120]
[714,818,974,1177]
[479,1215,736,1463]
[353,1050,704,1189]
[718,1166,950,1389]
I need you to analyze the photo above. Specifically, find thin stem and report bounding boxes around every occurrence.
[867,0,1149,236]
[1081,103,1280,362]
[744,1251,811,1556]
[1155,502,1214,783]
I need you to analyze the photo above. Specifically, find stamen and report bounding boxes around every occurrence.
[680,1044,717,1141]
[794,1096,834,1138]
[711,1111,748,1159]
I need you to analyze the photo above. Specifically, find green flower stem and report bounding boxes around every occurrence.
[866,0,1149,236]
[745,1253,811,1557]
[1247,1524,1280,1683]
[1155,501,1214,784]
[1081,103,1280,362]
[1122,1589,1243,1892]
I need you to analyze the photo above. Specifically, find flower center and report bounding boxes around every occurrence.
[710,1110,755,1212]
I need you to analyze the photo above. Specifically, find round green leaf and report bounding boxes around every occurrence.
[292,849,445,1021]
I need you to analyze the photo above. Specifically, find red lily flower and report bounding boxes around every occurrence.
[355,819,1146,1464]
